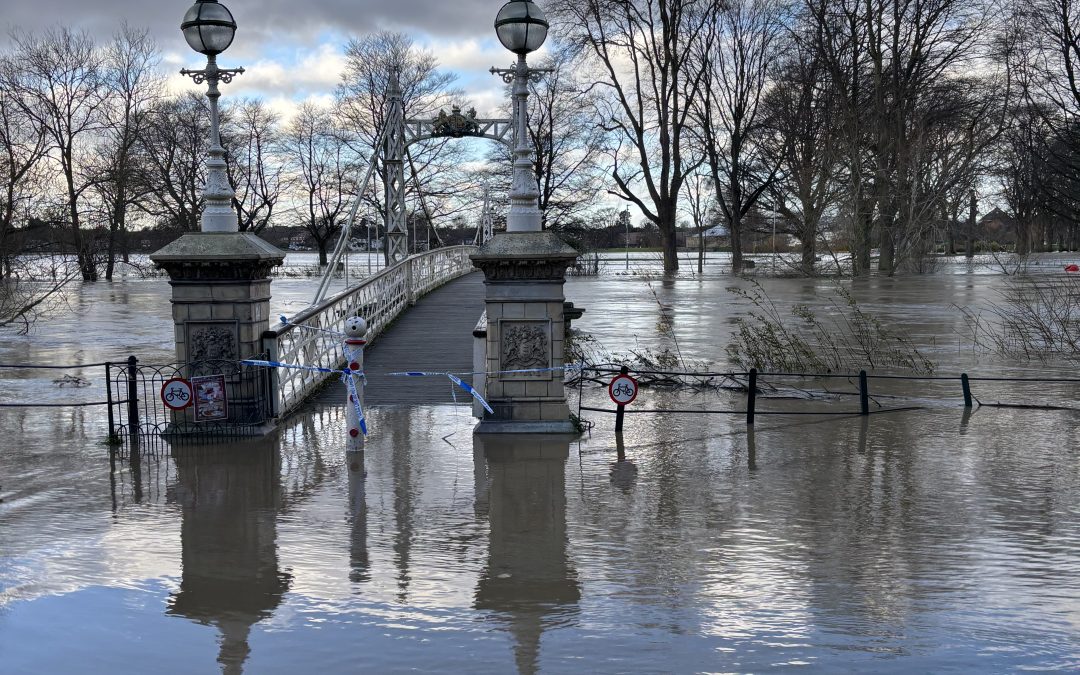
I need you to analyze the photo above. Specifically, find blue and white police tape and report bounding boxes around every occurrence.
[342,369,368,435]
[447,373,493,414]
[241,359,368,435]
[388,364,583,378]
[385,370,493,413]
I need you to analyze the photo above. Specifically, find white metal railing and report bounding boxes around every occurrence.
[263,245,477,417]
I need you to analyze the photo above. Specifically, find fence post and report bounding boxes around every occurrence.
[405,258,416,305]
[859,370,869,416]
[615,365,629,433]
[105,362,115,439]
[344,317,368,452]
[961,373,973,408]
[746,368,757,425]
[126,356,140,439]
[262,330,282,418]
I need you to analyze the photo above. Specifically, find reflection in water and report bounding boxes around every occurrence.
[474,435,581,675]
[348,456,369,584]
[611,432,639,489]
[166,444,291,675]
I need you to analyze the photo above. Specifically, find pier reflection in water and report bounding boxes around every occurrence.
[166,444,291,675]
[474,435,580,675]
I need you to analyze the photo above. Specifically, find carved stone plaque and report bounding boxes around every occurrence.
[186,321,239,373]
[499,319,552,379]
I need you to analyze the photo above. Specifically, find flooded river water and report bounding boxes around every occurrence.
[1,253,1078,673]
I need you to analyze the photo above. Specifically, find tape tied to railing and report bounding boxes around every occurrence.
[342,369,368,435]
[447,373,494,414]
[243,359,368,436]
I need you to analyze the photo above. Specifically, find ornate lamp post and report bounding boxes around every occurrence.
[152,0,283,411]
[180,0,245,233]
[490,1,552,233]
[471,1,579,434]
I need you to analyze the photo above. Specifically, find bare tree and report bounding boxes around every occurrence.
[2,28,107,281]
[552,0,714,272]
[1009,0,1080,247]
[693,0,785,272]
[224,98,286,235]
[762,20,841,274]
[806,0,997,274]
[92,24,162,279]
[138,92,209,233]
[0,84,49,278]
[283,102,355,266]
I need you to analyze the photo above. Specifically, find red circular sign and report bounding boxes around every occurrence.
[161,378,193,410]
[608,374,639,405]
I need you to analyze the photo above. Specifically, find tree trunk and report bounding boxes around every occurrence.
[730,214,744,273]
[879,234,895,275]
[801,235,816,275]
[697,228,705,275]
[318,238,328,267]
[657,204,679,273]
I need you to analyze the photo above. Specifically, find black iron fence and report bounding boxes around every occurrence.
[577,365,1080,428]
[105,355,274,445]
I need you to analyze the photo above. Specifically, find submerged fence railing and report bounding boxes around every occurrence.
[0,356,274,455]
[576,365,1080,425]
[262,245,477,417]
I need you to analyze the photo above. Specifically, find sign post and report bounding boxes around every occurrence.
[608,365,638,433]
[343,316,368,453]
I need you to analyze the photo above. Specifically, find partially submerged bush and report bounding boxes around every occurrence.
[961,275,1080,360]
[726,280,935,374]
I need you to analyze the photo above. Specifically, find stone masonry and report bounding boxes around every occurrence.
[471,231,578,433]
[151,232,285,365]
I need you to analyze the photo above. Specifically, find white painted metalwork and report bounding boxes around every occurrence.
[179,0,244,233]
[402,116,513,148]
[384,69,409,264]
[264,245,477,417]
[475,185,495,245]
[312,123,388,305]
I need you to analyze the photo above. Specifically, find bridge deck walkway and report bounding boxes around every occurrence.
[311,271,485,407]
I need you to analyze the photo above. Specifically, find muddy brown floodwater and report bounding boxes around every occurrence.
[1,253,1078,673]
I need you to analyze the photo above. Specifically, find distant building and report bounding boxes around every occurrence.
[686,224,730,249]
[978,207,1017,244]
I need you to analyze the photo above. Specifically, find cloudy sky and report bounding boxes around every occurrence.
[1,0,537,119]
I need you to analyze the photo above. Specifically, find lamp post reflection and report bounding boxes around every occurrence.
[166,447,291,675]
[474,434,580,675]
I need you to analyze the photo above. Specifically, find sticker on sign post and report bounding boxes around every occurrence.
[161,378,193,410]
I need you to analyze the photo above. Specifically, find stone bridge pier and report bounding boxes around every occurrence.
[471,231,578,433]
[151,232,285,365]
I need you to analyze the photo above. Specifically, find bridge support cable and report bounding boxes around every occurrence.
[312,123,389,306]
[405,147,446,250]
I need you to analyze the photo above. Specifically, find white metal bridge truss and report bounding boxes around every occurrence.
[279,75,512,416]
[266,246,477,417]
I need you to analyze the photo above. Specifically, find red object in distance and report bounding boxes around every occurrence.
[1065,264,1079,272]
